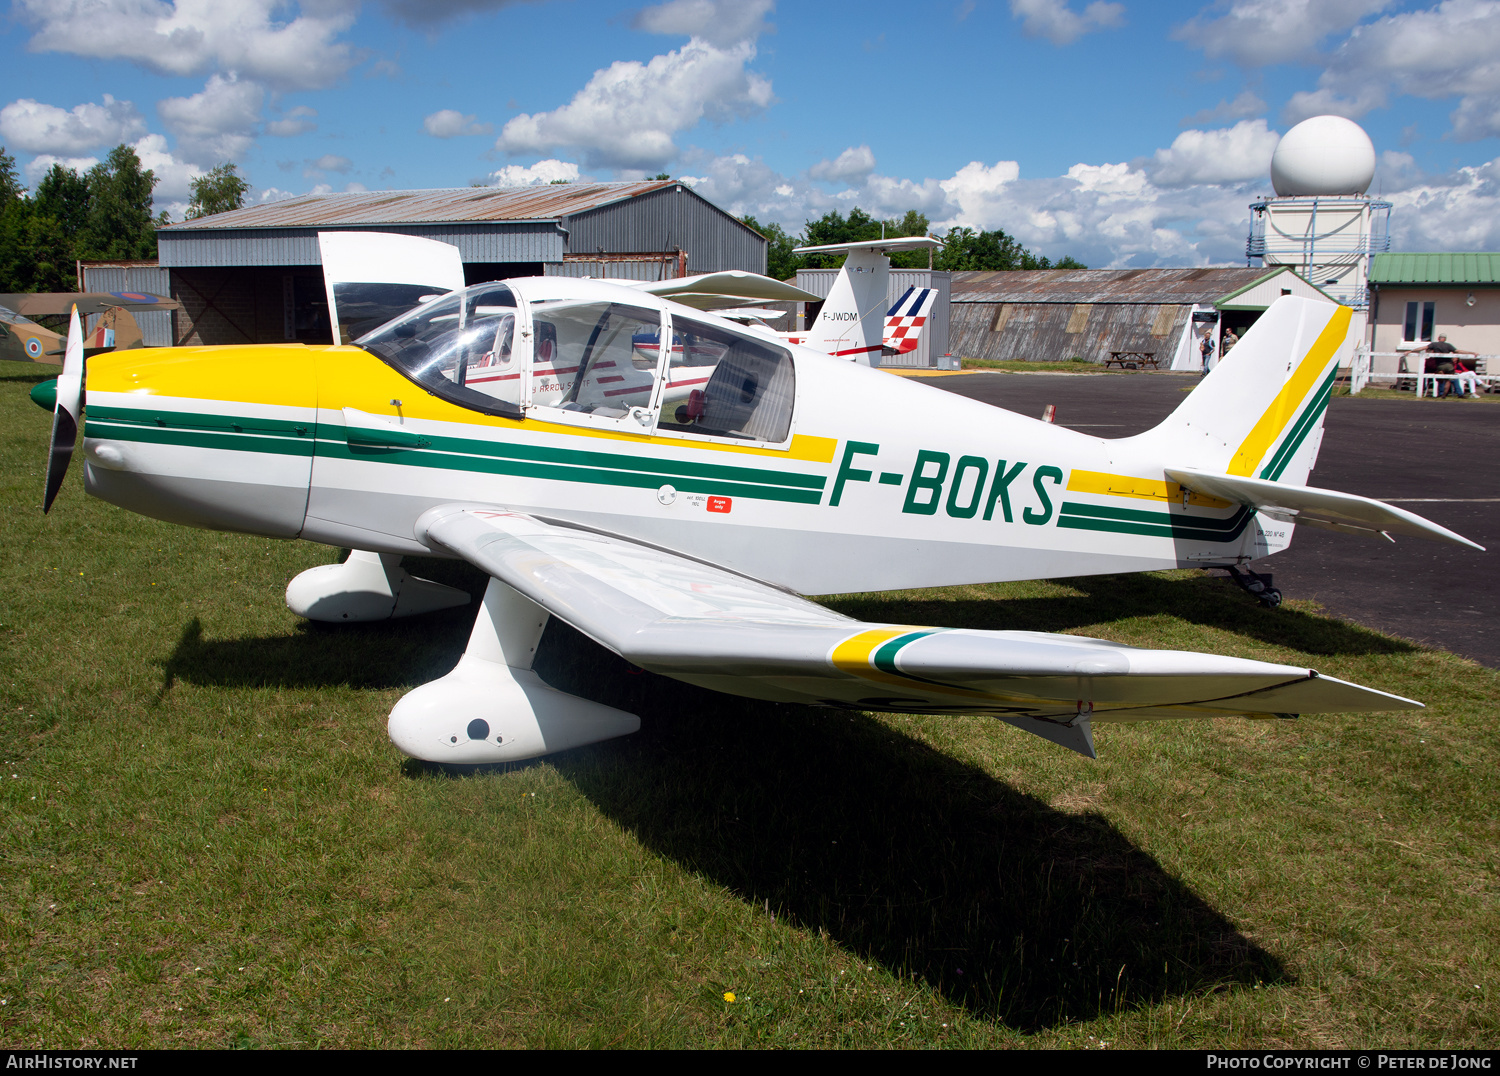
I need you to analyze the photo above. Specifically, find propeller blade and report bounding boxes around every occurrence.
[43,305,84,513]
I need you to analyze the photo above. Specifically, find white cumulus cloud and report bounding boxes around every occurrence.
[423,109,494,138]
[0,95,147,155]
[17,0,358,91]
[810,145,876,182]
[1009,0,1124,45]
[495,38,772,170]
[157,73,264,166]
[267,105,317,137]
[1145,119,1281,187]
[1279,0,1500,140]
[488,158,581,185]
[632,0,774,47]
[132,131,206,202]
[23,154,100,185]
[1173,0,1394,67]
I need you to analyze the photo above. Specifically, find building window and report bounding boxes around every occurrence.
[1403,300,1435,344]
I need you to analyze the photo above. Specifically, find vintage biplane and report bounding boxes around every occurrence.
[36,233,1483,764]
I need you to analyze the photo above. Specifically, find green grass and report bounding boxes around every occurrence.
[2,359,1496,1047]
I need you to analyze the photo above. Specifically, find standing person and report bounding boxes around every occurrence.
[1221,327,1239,355]
[1425,334,1475,397]
[1199,324,1216,376]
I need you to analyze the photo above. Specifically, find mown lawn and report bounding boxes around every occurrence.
[1,358,1495,1048]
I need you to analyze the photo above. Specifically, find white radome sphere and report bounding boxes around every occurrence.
[1270,116,1376,196]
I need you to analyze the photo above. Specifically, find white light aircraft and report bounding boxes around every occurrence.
[38,235,1484,766]
[781,237,942,363]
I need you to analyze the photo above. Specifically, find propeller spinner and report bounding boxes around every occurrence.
[43,306,84,512]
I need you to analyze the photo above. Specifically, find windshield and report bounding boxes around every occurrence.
[357,283,522,417]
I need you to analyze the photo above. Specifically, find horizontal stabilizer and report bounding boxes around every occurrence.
[1167,468,1485,551]
[415,506,1424,758]
[793,237,942,255]
[631,271,819,304]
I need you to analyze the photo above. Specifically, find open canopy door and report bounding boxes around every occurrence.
[319,231,467,345]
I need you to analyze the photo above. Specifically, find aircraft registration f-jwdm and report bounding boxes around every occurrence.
[36,233,1483,764]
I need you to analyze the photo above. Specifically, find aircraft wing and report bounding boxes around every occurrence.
[417,505,1420,758]
[0,292,180,318]
[1166,468,1485,550]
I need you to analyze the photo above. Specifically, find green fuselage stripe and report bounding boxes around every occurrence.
[86,405,827,504]
[1057,501,1253,543]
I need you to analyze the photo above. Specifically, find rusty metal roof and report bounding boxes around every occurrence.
[161,181,680,231]
[951,267,1271,304]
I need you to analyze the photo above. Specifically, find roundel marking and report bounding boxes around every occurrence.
[25,336,42,357]
[110,292,156,303]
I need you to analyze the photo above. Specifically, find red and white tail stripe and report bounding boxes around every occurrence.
[883,287,936,353]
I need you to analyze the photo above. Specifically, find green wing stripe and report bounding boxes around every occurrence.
[1260,366,1338,482]
[871,630,956,689]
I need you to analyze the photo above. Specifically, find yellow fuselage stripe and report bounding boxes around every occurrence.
[89,344,839,464]
[1066,469,1232,508]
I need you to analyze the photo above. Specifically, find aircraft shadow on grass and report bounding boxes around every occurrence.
[155,564,1347,1027]
[533,616,1291,1029]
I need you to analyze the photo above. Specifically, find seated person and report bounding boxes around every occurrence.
[1425,335,1476,397]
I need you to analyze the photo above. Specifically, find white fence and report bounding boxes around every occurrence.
[1347,350,1497,395]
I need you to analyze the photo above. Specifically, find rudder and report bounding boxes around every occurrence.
[1132,297,1353,486]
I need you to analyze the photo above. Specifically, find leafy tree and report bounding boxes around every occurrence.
[186,162,249,220]
[933,225,1085,272]
[0,147,21,207]
[33,164,89,245]
[740,215,802,280]
[653,173,671,180]
[81,144,158,261]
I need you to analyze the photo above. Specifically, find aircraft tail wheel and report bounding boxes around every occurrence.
[43,306,85,513]
[1259,588,1283,608]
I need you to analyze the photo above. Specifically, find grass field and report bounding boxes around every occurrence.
[1,358,1496,1048]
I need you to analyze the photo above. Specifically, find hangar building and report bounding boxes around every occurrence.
[948,266,1333,368]
[142,181,766,347]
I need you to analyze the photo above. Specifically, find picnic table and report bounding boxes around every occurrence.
[1105,351,1159,370]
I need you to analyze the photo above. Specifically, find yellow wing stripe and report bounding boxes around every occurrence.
[828,628,1000,702]
[1228,305,1350,478]
[1067,469,1232,509]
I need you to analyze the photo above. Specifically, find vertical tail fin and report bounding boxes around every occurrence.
[883,286,936,354]
[791,237,941,365]
[1133,297,1353,486]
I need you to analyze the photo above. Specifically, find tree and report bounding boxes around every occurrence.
[186,162,249,220]
[81,144,158,261]
[33,164,89,245]
[0,147,21,207]
[740,215,802,280]
[933,225,1085,272]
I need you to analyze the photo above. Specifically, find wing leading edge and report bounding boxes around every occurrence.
[415,505,1420,760]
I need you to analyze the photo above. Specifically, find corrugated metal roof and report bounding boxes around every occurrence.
[161,181,679,231]
[950,267,1270,304]
[1368,252,1500,285]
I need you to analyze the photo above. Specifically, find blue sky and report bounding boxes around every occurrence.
[4,0,1500,267]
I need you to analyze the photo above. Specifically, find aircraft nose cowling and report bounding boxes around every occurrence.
[80,345,318,538]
